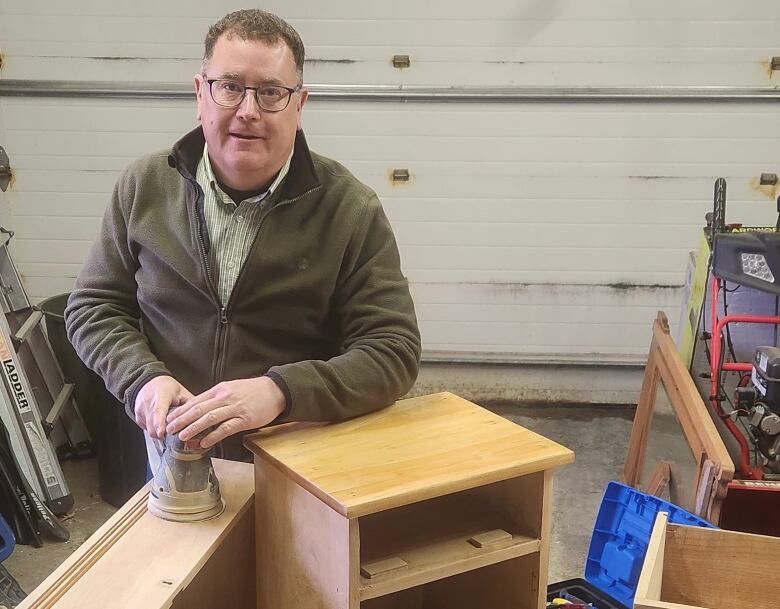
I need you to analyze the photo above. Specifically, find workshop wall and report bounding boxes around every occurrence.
[1,0,779,366]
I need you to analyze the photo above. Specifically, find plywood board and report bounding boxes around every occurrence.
[17,459,254,609]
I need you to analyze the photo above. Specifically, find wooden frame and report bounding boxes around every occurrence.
[635,511,780,609]
[622,312,734,523]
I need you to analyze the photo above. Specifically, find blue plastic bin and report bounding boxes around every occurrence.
[0,514,15,562]
[548,481,716,609]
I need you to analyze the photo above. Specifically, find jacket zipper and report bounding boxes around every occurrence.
[191,183,228,386]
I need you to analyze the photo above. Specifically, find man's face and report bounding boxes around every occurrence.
[194,34,307,190]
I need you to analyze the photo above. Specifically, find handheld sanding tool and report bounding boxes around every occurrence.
[147,431,225,522]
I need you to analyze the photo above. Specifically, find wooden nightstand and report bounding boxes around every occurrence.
[245,392,574,609]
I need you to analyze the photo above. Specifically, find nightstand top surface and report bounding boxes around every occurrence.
[245,392,574,517]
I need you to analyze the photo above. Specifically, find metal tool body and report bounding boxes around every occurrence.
[147,431,224,522]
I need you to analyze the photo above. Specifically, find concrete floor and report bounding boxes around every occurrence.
[3,403,636,599]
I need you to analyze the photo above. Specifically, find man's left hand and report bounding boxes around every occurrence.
[165,376,286,448]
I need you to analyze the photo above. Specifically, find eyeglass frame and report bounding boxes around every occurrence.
[203,76,303,113]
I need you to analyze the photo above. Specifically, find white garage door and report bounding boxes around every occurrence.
[1,1,779,366]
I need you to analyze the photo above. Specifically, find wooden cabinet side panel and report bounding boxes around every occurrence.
[171,504,255,609]
[255,461,358,609]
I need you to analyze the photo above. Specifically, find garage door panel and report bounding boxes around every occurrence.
[422,320,655,350]
[17,262,83,278]
[382,198,770,227]
[309,135,778,164]
[0,15,210,44]
[1,57,203,82]
[4,0,780,87]
[368,173,778,203]
[7,131,181,159]
[274,1,780,21]
[305,106,780,139]
[13,216,102,241]
[11,193,109,218]
[392,221,698,250]
[11,238,92,264]
[418,303,664,325]
[401,244,687,272]
[413,282,680,307]
[8,0,776,21]
[406,269,684,285]
[11,169,121,193]
[21,276,79,303]
[12,155,139,172]
[5,99,195,134]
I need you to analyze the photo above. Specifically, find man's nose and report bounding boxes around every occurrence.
[236,92,262,119]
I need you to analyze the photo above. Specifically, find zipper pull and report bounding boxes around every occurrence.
[220,306,228,325]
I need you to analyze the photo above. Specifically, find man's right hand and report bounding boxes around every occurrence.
[133,375,194,439]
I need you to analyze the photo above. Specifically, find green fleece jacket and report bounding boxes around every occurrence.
[64,127,421,459]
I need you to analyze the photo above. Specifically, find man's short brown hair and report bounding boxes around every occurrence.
[203,9,305,82]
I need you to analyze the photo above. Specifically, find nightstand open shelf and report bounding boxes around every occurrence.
[359,473,544,600]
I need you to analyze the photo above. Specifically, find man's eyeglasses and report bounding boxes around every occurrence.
[204,78,302,112]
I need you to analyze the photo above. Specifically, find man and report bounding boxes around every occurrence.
[64,10,421,460]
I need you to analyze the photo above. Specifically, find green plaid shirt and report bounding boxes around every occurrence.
[196,144,292,305]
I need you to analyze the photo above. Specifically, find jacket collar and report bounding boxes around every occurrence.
[168,126,320,202]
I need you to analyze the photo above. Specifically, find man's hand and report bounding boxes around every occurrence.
[134,375,194,439]
[165,377,286,448]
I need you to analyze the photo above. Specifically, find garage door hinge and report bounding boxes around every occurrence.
[0,147,11,192]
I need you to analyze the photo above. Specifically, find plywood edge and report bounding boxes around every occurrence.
[18,459,254,609]
[635,512,668,607]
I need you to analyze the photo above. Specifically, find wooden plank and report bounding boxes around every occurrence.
[468,529,513,548]
[360,557,408,579]
[358,534,538,600]
[17,459,254,609]
[662,524,780,609]
[246,392,573,518]
[644,461,672,496]
[634,512,668,608]
[621,347,661,486]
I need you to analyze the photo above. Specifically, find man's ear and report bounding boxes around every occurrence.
[194,74,204,121]
[296,88,309,130]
